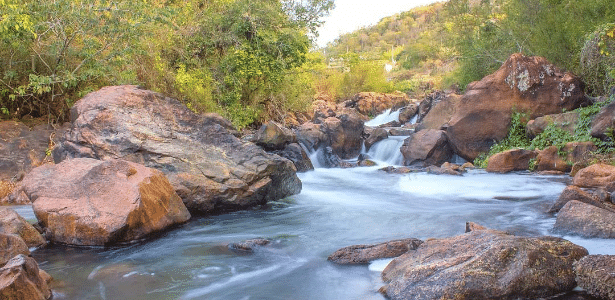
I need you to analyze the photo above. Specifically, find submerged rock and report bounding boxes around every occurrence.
[0,208,46,248]
[381,229,587,300]
[554,200,615,239]
[328,238,423,265]
[574,255,615,300]
[53,85,301,215]
[228,238,271,253]
[446,53,590,161]
[21,158,191,246]
[0,254,52,300]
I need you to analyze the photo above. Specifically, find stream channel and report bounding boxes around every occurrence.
[14,109,615,300]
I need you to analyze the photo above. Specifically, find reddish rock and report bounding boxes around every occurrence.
[364,128,388,151]
[419,93,462,130]
[388,128,413,136]
[0,208,45,248]
[344,92,410,117]
[574,255,615,300]
[526,112,579,138]
[253,121,297,151]
[328,238,423,265]
[296,122,327,151]
[486,148,537,173]
[381,229,588,300]
[398,104,418,124]
[53,85,301,215]
[554,200,615,238]
[0,234,29,267]
[400,129,453,167]
[573,163,615,188]
[465,221,487,232]
[21,158,191,246]
[322,109,365,159]
[0,254,51,300]
[591,101,615,140]
[446,54,590,161]
[549,186,613,213]
[535,146,571,173]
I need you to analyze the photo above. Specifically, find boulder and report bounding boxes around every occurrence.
[271,143,314,172]
[0,181,19,204]
[0,121,54,181]
[388,128,413,136]
[364,128,388,151]
[536,142,597,173]
[381,229,588,300]
[400,129,453,167]
[0,234,29,267]
[322,109,365,159]
[574,255,615,300]
[554,200,615,238]
[446,53,590,161]
[416,91,446,123]
[0,254,51,300]
[314,146,350,168]
[419,93,462,130]
[486,148,537,173]
[591,101,615,140]
[296,122,326,151]
[21,158,191,246]
[228,238,271,253]
[343,92,410,117]
[526,112,579,138]
[53,85,301,214]
[549,185,613,213]
[252,121,296,151]
[0,208,45,248]
[328,238,423,265]
[398,104,418,124]
[573,163,615,188]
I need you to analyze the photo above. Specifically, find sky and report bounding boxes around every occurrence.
[316,0,443,48]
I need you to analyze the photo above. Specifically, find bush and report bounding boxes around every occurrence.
[580,23,615,96]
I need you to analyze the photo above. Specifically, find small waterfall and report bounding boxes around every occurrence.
[364,109,401,127]
[408,114,418,124]
[366,136,406,166]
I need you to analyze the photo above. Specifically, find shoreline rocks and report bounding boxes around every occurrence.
[574,255,615,300]
[554,200,615,239]
[328,238,423,265]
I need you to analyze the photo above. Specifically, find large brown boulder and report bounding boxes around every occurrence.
[344,92,410,117]
[381,229,588,300]
[418,93,462,130]
[0,234,29,267]
[328,238,423,265]
[252,121,297,151]
[549,185,613,213]
[20,158,191,246]
[573,163,615,188]
[0,254,52,300]
[364,128,389,151]
[554,200,615,238]
[574,255,615,300]
[486,148,537,173]
[536,142,597,173]
[271,143,314,172]
[322,109,365,159]
[526,112,579,138]
[400,129,453,167]
[0,121,55,181]
[446,53,590,161]
[398,103,418,124]
[0,208,46,248]
[591,101,615,140]
[53,85,301,214]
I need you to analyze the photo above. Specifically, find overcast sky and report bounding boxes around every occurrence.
[316,0,443,48]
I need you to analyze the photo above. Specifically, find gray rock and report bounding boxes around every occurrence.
[328,238,423,265]
[554,200,615,238]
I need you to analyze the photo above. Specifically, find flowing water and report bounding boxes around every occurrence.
[16,109,615,299]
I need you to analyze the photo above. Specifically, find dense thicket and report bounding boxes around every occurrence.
[0,0,333,128]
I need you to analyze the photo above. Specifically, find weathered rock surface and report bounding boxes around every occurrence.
[574,255,615,300]
[573,163,615,188]
[419,93,461,130]
[398,104,418,124]
[446,53,590,161]
[526,112,579,138]
[381,229,588,300]
[364,128,388,151]
[554,200,615,238]
[253,121,296,150]
[400,129,453,167]
[271,143,314,172]
[0,208,45,248]
[591,101,615,140]
[328,238,423,265]
[535,142,597,173]
[486,148,537,173]
[296,122,327,151]
[228,238,271,253]
[322,109,365,159]
[53,85,301,214]
[0,234,29,267]
[549,186,613,213]
[20,158,191,246]
[0,121,54,181]
[343,92,410,117]
[0,254,52,300]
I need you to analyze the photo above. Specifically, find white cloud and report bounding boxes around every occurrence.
[316,0,442,48]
